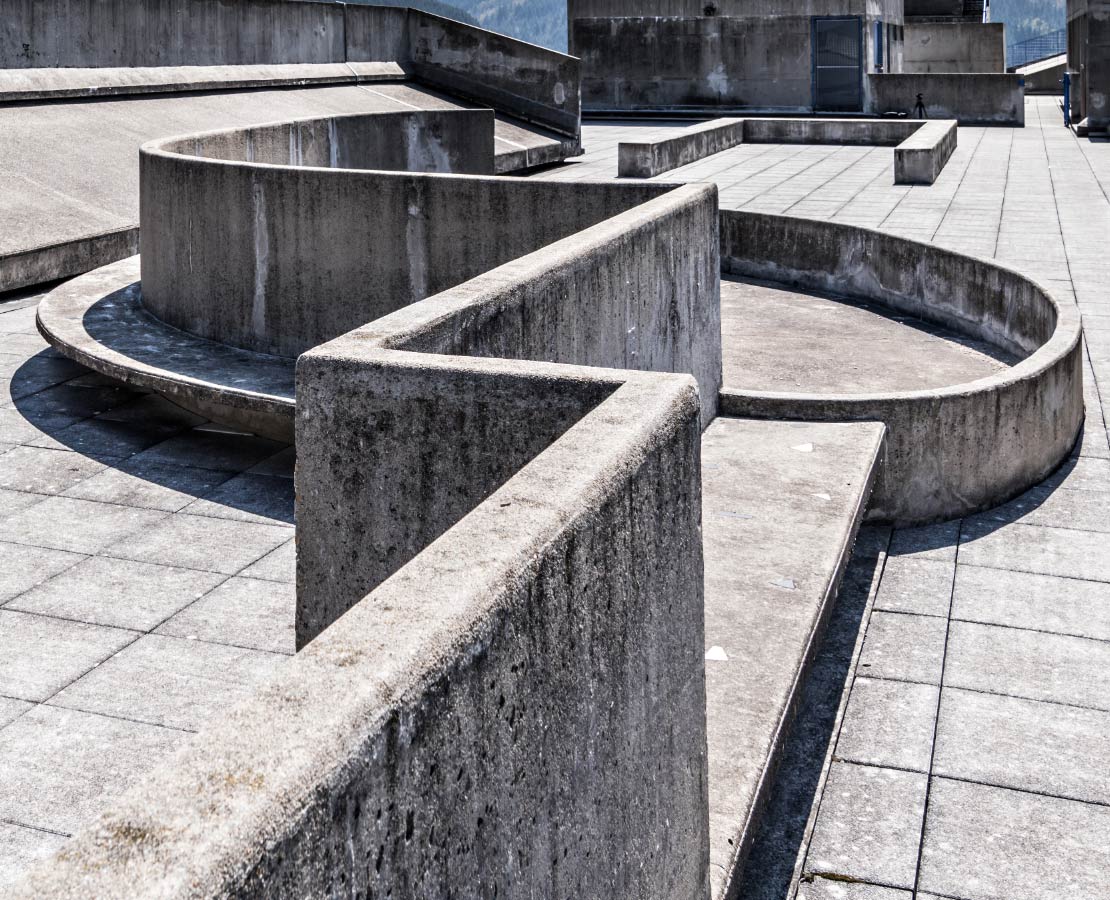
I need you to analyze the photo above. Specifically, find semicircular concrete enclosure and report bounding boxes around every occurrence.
[15,10,1089,899]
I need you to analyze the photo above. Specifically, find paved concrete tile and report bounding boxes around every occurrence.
[62,459,234,512]
[858,612,947,685]
[945,620,1110,711]
[0,541,82,604]
[873,556,953,618]
[245,445,295,478]
[0,696,32,729]
[919,777,1110,900]
[0,609,135,701]
[0,704,183,835]
[959,521,1110,583]
[28,417,174,458]
[8,556,226,632]
[8,382,134,421]
[182,473,295,525]
[0,446,106,495]
[1042,455,1110,493]
[836,677,939,773]
[0,486,48,519]
[0,495,167,554]
[0,407,65,445]
[953,564,1110,642]
[239,537,295,583]
[0,823,68,891]
[132,428,284,473]
[968,479,1110,534]
[934,687,1110,805]
[94,393,205,431]
[797,877,912,900]
[156,576,294,654]
[50,634,286,730]
[105,513,291,575]
[805,761,927,889]
[886,522,960,561]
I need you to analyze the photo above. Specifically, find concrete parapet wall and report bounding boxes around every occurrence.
[296,182,720,643]
[140,118,663,358]
[10,369,710,899]
[867,73,1025,124]
[904,22,1006,73]
[719,210,1083,524]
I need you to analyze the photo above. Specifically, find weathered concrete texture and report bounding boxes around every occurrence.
[701,418,885,899]
[296,181,720,645]
[0,229,139,304]
[0,0,347,68]
[12,359,711,900]
[868,72,1025,124]
[1067,0,1110,130]
[718,209,1083,524]
[619,118,745,178]
[903,22,1006,73]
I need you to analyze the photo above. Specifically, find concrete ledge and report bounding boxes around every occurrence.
[0,62,406,103]
[0,228,138,297]
[718,210,1084,525]
[618,117,957,184]
[618,117,744,177]
[868,73,1025,125]
[894,119,957,184]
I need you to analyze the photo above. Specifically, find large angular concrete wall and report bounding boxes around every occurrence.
[903,22,1006,72]
[296,183,720,645]
[11,369,710,899]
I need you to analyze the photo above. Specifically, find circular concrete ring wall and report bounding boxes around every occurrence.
[718,210,1084,526]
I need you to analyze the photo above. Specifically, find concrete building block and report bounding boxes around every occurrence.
[718,210,1083,524]
[893,119,957,184]
[868,72,1025,124]
[618,118,745,177]
[903,22,1006,73]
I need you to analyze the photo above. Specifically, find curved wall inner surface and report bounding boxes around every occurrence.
[140,111,671,358]
[719,210,1084,525]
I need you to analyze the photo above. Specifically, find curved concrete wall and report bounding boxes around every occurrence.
[719,210,1084,525]
[141,110,631,359]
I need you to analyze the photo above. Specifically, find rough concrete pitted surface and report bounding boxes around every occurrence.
[721,276,1014,393]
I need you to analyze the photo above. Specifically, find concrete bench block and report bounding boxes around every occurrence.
[894,119,958,185]
[618,117,745,177]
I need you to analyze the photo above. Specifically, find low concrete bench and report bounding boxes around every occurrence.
[893,119,957,185]
[618,117,958,185]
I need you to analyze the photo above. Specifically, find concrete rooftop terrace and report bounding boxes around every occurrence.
[529,96,1110,898]
[1,92,1108,898]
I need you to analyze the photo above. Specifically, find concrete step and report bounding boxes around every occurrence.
[701,417,886,899]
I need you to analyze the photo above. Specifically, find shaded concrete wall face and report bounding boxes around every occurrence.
[141,114,637,359]
[903,22,1006,72]
[719,211,1083,524]
[296,184,721,643]
[867,72,1024,122]
[1072,0,1110,128]
[0,0,346,67]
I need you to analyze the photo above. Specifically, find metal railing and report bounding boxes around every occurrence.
[1007,27,1067,69]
